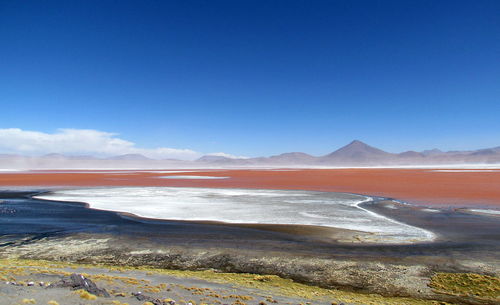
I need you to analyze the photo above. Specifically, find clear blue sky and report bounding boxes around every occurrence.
[1,0,499,157]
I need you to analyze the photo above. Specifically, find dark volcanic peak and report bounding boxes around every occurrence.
[107,154,152,161]
[324,140,391,159]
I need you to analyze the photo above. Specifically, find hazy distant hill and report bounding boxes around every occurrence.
[267,152,317,164]
[196,155,232,162]
[421,149,443,156]
[1,140,500,169]
[398,151,424,158]
[107,154,152,161]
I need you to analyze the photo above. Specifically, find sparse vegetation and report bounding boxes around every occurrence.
[74,288,98,300]
[430,272,500,300]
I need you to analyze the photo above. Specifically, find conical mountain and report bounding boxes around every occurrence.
[321,140,393,163]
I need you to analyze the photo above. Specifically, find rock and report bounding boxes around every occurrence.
[49,273,110,297]
[133,292,147,301]
[131,292,167,305]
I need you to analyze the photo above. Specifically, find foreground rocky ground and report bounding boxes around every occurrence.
[0,234,499,305]
[0,258,465,305]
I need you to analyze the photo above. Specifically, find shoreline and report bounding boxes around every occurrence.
[34,187,436,245]
[3,186,500,254]
[30,190,404,245]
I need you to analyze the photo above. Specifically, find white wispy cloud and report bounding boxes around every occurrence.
[0,128,202,160]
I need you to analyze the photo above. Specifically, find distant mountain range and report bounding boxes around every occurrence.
[193,140,500,166]
[1,140,500,169]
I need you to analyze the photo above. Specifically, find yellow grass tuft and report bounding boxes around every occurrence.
[47,301,59,305]
[22,299,36,304]
[73,289,98,300]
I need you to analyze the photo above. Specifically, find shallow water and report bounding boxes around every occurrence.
[35,187,434,243]
[468,209,500,215]
[1,189,500,261]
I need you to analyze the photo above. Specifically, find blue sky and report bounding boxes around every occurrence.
[1,0,499,159]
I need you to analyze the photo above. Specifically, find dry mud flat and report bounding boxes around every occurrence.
[0,233,499,305]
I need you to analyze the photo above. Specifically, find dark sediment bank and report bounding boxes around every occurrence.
[362,199,500,244]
